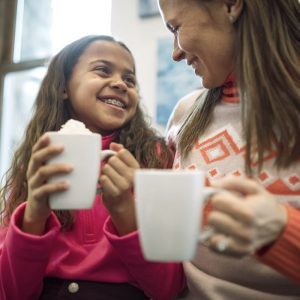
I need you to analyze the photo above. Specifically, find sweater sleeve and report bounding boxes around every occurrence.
[0,202,61,300]
[256,204,300,283]
[103,218,186,300]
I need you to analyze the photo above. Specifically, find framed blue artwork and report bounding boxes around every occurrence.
[139,0,160,18]
[156,37,202,128]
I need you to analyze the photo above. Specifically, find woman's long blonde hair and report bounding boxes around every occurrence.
[178,0,300,174]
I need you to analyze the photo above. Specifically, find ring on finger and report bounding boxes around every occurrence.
[216,238,229,252]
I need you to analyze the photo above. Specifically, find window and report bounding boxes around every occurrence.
[0,0,112,179]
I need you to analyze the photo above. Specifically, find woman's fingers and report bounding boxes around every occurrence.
[208,210,255,242]
[209,233,254,256]
[211,176,262,196]
[208,176,288,256]
[211,191,255,225]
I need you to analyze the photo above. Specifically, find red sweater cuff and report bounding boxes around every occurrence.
[256,204,300,282]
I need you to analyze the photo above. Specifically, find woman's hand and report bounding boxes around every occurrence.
[23,134,72,235]
[207,176,287,256]
[100,142,140,235]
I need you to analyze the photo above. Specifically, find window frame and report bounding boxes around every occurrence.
[0,0,49,168]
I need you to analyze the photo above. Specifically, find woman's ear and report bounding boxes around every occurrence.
[63,89,68,100]
[225,0,244,23]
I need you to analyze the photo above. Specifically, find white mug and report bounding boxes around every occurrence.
[135,169,218,262]
[47,132,115,210]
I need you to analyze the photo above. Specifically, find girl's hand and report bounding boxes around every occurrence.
[207,176,287,256]
[23,134,72,235]
[100,142,140,235]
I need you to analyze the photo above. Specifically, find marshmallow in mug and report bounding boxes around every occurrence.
[58,119,93,134]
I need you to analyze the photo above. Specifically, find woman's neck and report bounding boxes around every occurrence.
[221,72,240,103]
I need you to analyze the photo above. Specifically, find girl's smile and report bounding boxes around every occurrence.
[64,40,139,135]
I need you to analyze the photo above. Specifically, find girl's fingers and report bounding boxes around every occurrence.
[109,142,124,152]
[100,175,120,198]
[31,181,70,201]
[31,134,50,152]
[27,144,64,178]
[106,155,135,181]
[108,147,140,169]
[28,163,73,189]
[101,163,132,192]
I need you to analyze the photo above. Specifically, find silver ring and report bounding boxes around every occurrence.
[216,238,229,252]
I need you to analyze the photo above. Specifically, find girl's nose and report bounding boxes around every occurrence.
[172,39,185,62]
[110,78,127,92]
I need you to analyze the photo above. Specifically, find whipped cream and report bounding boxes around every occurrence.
[58,119,92,134]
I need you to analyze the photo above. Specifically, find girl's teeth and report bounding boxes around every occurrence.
[103,98,125,108]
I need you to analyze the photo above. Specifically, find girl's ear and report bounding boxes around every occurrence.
[225,0,244,23]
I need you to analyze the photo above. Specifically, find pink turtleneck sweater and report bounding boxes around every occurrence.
[166,78,300,299]
[0,133,185,300]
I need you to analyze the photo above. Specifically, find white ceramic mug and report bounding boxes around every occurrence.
[135,169,219,262]
[47,132,115,210]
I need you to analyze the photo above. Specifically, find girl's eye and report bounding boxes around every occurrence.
[95,66,111,75]
[123,75,136,87]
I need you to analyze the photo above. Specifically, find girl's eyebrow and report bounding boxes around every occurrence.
[89,59,135,75]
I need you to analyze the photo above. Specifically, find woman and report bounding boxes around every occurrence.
[158,0,300,299]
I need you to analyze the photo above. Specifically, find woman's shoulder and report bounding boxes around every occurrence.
[166,88,207,132]
[165,88,207,146]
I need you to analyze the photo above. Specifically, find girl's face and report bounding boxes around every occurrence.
[64,40,138,135]
[159,0,236,88]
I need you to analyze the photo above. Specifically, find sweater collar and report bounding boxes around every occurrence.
[221,72,240,103]
[101,132,116,150]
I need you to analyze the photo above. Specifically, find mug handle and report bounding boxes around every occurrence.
[96,150,116,194]
[197,187,224,242]
[101,149,117,161]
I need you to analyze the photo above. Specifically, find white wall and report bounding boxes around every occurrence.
[111,0,169,131]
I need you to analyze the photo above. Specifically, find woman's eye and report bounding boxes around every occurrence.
[173,26,179,35]
[167,23,179,35]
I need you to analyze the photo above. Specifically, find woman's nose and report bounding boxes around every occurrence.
[172,39,185,62]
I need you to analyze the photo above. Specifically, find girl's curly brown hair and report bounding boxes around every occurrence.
[0,35,173,229]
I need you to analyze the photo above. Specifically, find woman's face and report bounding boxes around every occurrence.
[159,0,237,88]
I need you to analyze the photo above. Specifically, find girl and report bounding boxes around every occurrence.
[158,0,300,299]
[0,35,185,300]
